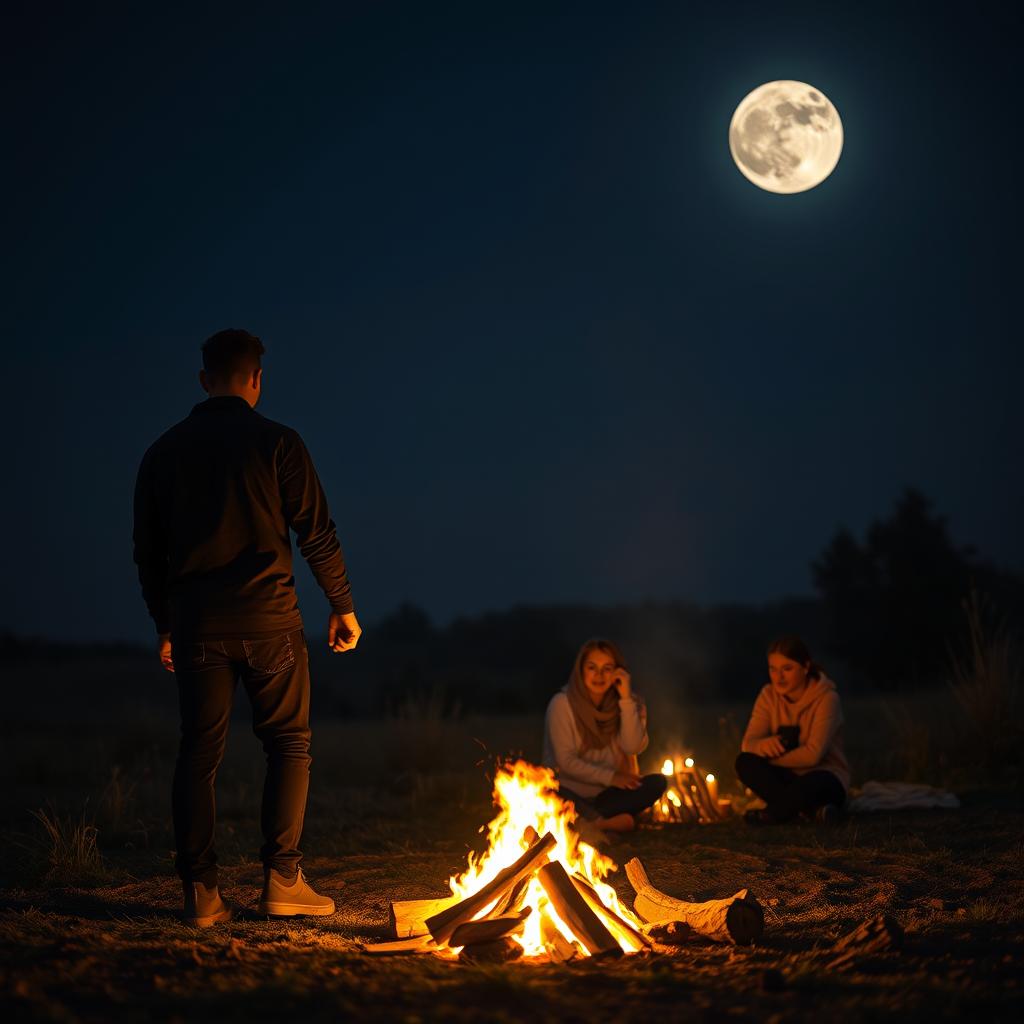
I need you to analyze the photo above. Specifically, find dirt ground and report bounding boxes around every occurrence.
[1,662,1021,1022]
[3,794,1022,1023]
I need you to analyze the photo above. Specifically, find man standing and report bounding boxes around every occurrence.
[133,329,361,926]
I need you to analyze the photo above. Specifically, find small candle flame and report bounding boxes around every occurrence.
[661,759,674,775]
[684,757,694,768]
[706,773,715,783]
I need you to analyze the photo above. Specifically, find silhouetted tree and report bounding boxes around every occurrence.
[813,489,989,686]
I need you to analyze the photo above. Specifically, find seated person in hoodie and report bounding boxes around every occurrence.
[736,635,850,825]
[543,638,666,832]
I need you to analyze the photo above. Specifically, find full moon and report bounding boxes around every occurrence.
[729,80,843,194]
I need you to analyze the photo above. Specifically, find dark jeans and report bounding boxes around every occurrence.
[171,630,311,886]
[735,752,845,823]
[560,773,668,821]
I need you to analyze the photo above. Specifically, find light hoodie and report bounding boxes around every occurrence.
[740,674,850,791]
[542,687,649,798]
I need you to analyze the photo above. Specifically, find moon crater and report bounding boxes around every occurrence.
[729,81,843,194]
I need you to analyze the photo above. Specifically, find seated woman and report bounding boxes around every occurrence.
[543,638,666,832]
[736,635,849,825]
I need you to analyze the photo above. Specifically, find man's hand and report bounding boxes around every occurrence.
[158,633,174,673]
[756,735,786,759]
[328,611,362,653]
[611,770,642,790]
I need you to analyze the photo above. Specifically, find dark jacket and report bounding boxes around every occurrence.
[133,396,353,638]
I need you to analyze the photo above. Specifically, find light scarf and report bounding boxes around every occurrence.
[566,644,623,755]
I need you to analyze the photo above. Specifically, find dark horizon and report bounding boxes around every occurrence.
[4,2,1021,644]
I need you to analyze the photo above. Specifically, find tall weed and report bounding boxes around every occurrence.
[29,805,111,886]
[948,591,1022,781]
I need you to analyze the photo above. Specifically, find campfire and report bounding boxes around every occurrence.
[365,760,763,962]
[649,755,732,824]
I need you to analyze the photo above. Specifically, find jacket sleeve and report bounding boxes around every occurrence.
[545,697,617,788]
[278,431,354,614]
[617,697,649,756]
[740,688,774,753]
[132,450,170,634]
[772,692,842,769]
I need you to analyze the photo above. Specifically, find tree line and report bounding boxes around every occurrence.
[310,489,1023,714]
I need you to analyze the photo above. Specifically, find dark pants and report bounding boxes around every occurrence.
[560,773,668,821]
[171,630,311,886]
[735,752,845,823]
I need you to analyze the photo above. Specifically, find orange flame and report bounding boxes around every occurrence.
[448,760,644,958]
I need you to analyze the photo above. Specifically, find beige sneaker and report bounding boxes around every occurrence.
[258,868,335,917]
[182,880,233,927]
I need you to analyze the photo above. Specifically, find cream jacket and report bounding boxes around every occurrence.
[542,688,648,798]
[741,674,850,791]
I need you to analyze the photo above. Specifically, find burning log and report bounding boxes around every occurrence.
[677,785,700,822]
[828,914,904,970]
[362,934,438,955]
[537,861,623,958]
[389,896,459,939]
[541,915,580,963]
[684,768,723,822]
[493,875,531,917]
[654,757,729,824]
[450,907,531,948]
[625,858,764,946]
[426,831,557,945]
[571,874,650,952]
[460,937,523,963]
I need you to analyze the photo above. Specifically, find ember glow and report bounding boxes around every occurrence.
[448,760,645,958]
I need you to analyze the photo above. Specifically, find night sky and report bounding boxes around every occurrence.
[4,1,1021,643]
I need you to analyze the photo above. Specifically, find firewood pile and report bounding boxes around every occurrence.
[364,841,765,961]
[364,830,646,962]
[650,756,732,824]
[359,757,910,975]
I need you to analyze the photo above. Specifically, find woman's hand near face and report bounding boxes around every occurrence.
[612,770,642,790]
[612,668,632,700]
[757,735,786,759]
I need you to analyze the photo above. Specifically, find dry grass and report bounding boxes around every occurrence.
[24,806,114,888]
[1,654,1022,1022]
[948,591,1023,777]
[2,802,1022,1023]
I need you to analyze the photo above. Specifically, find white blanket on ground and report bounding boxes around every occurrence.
[847,780,960,812]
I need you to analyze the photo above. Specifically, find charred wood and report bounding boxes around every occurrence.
[459,937,523,963]
[449,907,531,948]
[537,861,622,958]
[426,831,556,945]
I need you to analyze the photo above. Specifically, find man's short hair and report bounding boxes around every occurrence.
[201,329,265,381]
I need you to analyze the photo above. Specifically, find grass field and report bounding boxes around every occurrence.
[1,654,1021,1021]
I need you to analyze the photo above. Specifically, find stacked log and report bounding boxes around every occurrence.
[365,833,767,962]
[364,830,638,961]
